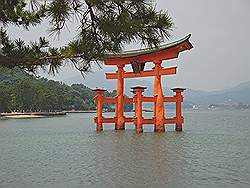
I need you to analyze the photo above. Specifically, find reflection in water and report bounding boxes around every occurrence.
[0,111,250,188]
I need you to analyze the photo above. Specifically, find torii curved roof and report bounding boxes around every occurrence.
[104,34,193,65]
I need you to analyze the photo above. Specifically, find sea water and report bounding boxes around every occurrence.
[0,110,249,188]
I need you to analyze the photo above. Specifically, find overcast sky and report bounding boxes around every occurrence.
[5,0,250,91]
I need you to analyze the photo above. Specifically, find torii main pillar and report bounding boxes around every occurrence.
[153,60,165,132]
[115,64,125,130]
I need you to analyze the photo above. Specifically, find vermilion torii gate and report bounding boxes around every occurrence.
[93,34,193,133]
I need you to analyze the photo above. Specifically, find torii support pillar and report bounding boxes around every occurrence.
[172,88,186,131]
[131,87,146,133]
[115,64,125,130]
[153,60,165,133]
[93,89,106,131]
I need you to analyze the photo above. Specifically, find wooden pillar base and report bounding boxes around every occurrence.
[96,126,103,132]
[154,125,165,132]
[115,123,125,130]
[175,125,182,132]
[136,126,143,133]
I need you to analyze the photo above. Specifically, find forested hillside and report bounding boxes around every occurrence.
[0,67,132,113]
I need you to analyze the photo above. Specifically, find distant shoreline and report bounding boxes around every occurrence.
[1,112,66,119]
[63,110,96,113]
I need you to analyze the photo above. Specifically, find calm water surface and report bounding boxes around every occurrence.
[0,110,250,188]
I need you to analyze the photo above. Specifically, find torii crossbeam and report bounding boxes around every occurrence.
[106,66,177,79]
[93,34,193,133]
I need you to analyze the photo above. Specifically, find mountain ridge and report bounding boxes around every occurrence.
[63,73,250,105]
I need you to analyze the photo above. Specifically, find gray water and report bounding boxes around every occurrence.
[0,110,250,188]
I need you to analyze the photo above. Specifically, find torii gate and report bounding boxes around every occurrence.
[93,34,193,133]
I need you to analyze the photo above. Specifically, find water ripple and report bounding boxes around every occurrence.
[0,111,250,188]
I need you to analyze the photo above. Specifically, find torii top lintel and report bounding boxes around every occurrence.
[104,34,193,66]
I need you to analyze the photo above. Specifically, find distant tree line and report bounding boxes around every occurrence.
[0,67,133,113]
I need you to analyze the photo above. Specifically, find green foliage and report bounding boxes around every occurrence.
[0,0,173,75]
[0,0,44,27]
[0,28,50,72]
[0,67,133,113]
